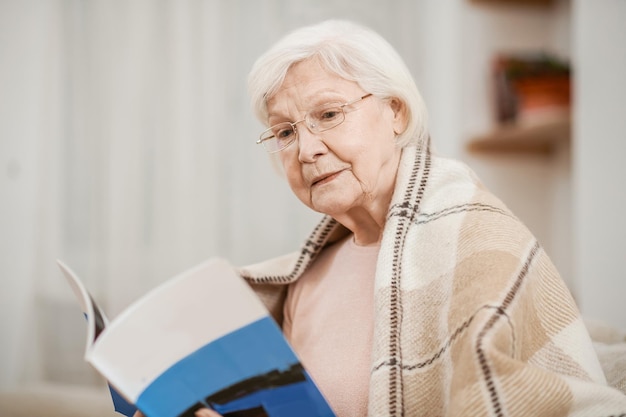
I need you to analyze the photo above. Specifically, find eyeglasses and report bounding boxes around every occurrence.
[256,93,373,154]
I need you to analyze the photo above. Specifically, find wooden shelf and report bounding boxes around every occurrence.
[466,115,570,155]
[469,0,555,6]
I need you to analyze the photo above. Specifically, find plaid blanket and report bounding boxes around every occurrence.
[239,145,626,416]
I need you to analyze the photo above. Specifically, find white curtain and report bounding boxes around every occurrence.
[0,0,429,389]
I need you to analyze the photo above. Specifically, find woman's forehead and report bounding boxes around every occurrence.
[267,60,361,114]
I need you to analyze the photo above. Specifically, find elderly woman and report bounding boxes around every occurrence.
[139,19,626,417]
[242,19,626,416]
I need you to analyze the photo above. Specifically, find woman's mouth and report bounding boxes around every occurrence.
[311,170,344,187]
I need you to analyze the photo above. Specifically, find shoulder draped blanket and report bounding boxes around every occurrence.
[238,145,626,416]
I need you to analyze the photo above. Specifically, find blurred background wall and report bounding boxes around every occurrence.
[1,0,624,392]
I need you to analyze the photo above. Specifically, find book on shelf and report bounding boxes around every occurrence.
[57,257,335,417]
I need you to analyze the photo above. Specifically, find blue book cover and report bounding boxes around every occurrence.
[58,258,335,417]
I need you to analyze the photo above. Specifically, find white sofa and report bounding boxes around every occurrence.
[585,319,626,393]
[0,383,117,417]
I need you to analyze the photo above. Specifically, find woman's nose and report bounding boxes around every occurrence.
[297,126,328,163]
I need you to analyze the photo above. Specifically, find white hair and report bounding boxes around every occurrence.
[248,19,429,148]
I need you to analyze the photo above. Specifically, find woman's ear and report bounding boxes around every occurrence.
[389,98,409,135]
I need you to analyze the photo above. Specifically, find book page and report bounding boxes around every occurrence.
[57,260,108,349]
[87,258,268,402]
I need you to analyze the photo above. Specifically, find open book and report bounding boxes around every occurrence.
[57,258,335,417]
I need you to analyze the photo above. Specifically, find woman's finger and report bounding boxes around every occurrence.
[194,408,223,417]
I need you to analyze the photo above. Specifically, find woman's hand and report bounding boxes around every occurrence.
[133,408,222,417]
[194,409,223,417]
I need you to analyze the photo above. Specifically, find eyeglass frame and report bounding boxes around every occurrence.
[256,93,373,154]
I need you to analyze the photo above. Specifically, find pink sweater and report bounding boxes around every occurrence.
[283,235,380,417]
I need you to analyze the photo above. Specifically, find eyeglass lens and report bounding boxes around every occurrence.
[258,94,371,153]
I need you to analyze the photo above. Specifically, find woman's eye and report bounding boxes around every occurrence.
[276,128,294,139]
[320,109,341,120]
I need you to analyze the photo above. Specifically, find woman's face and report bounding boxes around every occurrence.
[266,58,406,219]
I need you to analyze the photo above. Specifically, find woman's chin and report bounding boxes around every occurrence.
[310,195,356,218]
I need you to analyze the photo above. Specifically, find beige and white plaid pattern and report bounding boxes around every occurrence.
[239,145,626,416]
